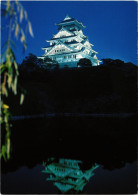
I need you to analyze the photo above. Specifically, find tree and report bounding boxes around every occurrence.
[101,58,114,66]
[41,57,59,70]
[1,0,33,160]
[20,53,41,71]
[77,58,92,67]
[64,64,69,69]
[101,58,125,66]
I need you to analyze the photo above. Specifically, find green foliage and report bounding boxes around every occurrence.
[1,0,33,53]
[1,0,33,161]
[0,102,11,161]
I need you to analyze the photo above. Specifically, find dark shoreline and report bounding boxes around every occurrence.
[11,112,136,120]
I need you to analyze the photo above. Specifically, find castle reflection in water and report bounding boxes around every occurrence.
[42,158,99,193]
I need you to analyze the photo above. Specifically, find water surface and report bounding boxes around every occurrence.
[1,116,137,194]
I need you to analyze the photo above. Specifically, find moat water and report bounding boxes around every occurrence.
[1,116,137,194]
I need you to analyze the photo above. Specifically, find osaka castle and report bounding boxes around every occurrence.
[39,15,100,67]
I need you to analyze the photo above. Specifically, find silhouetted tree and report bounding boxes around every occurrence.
[102,58,125,66]
[20,53,41,71]
[41,57,59,70]
[77,58,92,67]
[101,58,114,66]
[64,64,69,69]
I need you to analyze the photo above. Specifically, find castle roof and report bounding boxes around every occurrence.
[65,40,79,44]
[56,15,85,29]
[50,35,76,41]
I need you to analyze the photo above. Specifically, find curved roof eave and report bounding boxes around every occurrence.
[47,35,77,42]
[92,50,98,54]
[56,20,85,28]
[45,40,75,55]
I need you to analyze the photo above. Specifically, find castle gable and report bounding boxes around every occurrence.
[84,40,92,48]
[53,27,74,39]
[46,41,74,56]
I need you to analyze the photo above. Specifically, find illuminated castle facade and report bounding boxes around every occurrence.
[39,15,100,67]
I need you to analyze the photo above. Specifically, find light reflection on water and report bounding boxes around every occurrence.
[42,158,99,193]
[1,160,137,194]
[1,116,137,194]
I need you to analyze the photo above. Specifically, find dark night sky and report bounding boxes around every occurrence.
[2,1,137,65]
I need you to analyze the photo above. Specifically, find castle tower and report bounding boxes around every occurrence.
[39,15,100,67]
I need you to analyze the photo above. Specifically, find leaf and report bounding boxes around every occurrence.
[12,76,18,95]
[6,0,10,11]
[0,64,6,74]
[24,10,28,20]
[7,138,10,159]
[14,60,19,73]
[6,55,12,73]
[15,0,20,12]
[2,84,8,97]
[8,47,15,60]
[20,8,23,22]
[15,23,19,38]
[3,104,9,109]
[20,32,25,42]
[0,116,4,124]
[20,93,24,105]
[1,146,6,161]
[23,42,27,51]
[28,21,34,37]
[7,75,12,88]
[21,35,25,42]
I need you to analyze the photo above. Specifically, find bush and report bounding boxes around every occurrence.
[77,58,92,67]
